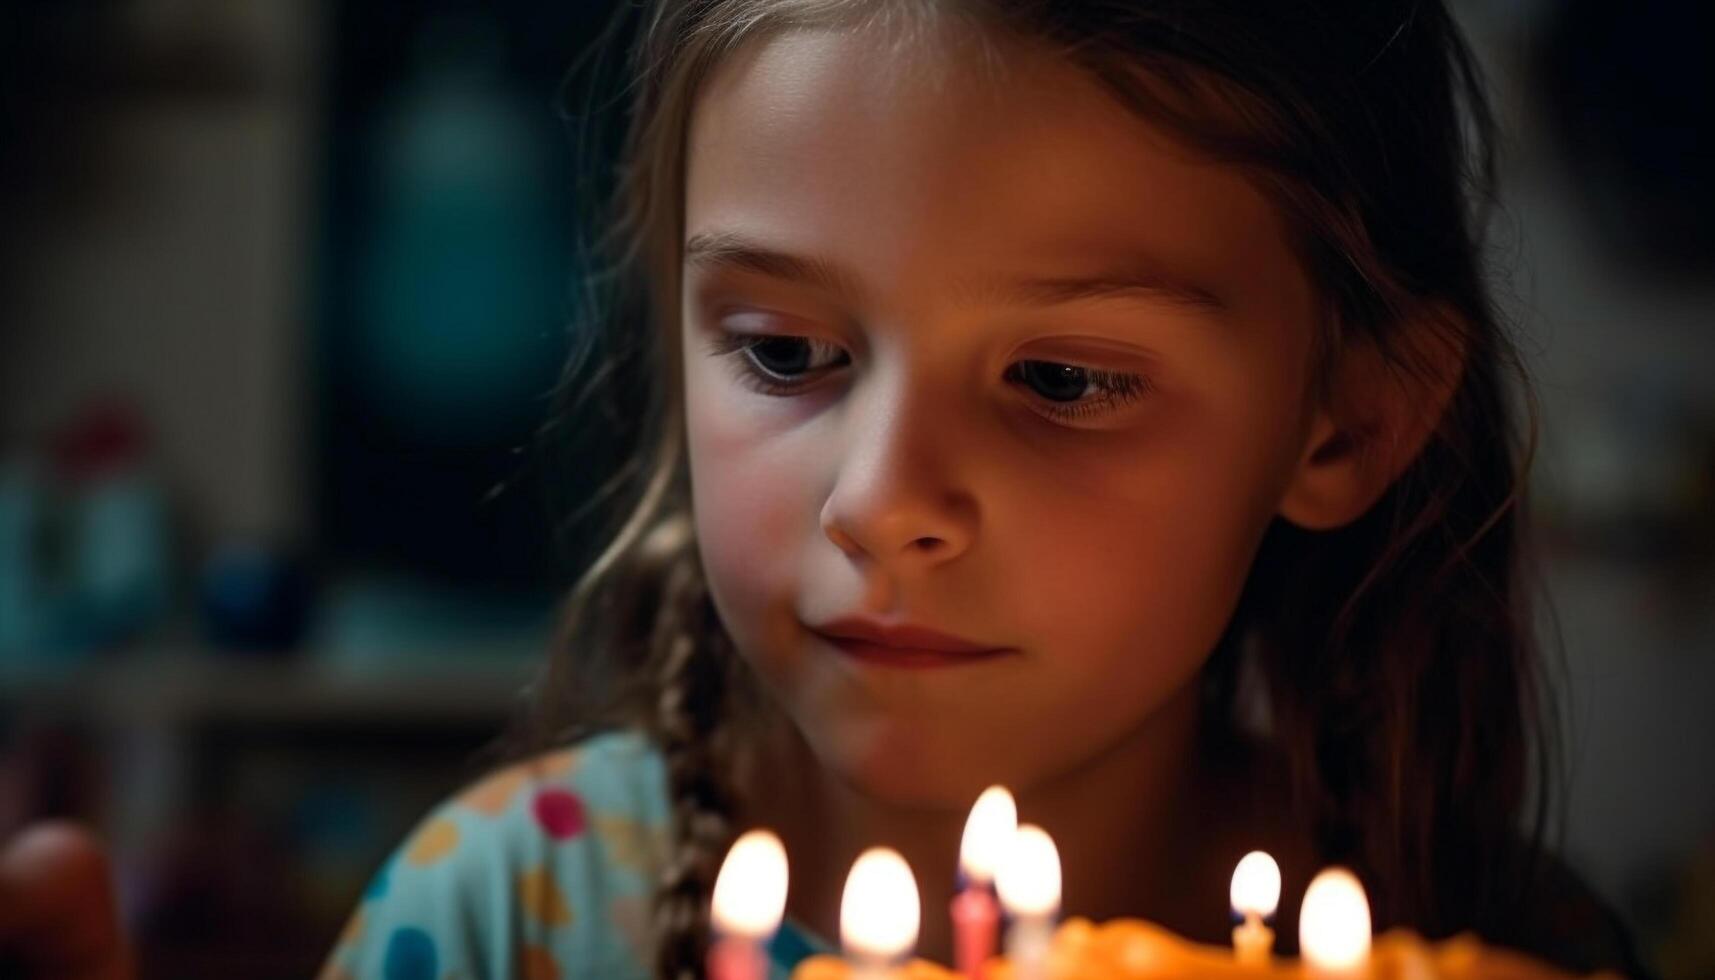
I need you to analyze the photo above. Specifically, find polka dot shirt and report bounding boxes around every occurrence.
[316,730,832,980]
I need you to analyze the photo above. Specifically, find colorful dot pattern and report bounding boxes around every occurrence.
[313,733,640,979]
[314,731,829,980]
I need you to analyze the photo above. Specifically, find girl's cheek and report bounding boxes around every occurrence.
[686,373,817,650]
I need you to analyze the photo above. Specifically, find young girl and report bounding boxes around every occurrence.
[305,1,1651,978]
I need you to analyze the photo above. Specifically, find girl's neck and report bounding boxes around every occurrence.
[731,680,1277,965]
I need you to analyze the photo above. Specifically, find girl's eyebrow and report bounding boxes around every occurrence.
[683,230,1229,317]
[684,230,865,305]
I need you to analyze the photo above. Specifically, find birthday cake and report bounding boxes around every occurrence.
[788,917,1616,980]
[711,788,1618,980]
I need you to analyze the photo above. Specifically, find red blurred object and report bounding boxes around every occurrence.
[52,397,151,484]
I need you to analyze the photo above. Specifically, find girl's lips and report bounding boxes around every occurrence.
[812,617,997,652]
[820,636,1015,669]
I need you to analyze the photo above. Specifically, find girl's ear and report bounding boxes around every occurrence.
[1277,310,1467,531]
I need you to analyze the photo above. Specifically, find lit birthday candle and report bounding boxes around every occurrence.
[1229,850,1281,965]
[951,786,1015,978]
[1300,867,1372,980]
[709,830,790,980]
[841,847,921,980]
[995,824,1061,980]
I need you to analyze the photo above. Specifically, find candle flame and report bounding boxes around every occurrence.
[959,786,1018,883]
[711,830,789,940]
[840,847,921,960]
[1229,850,1282,919]
[995,824,1061,918]
[1299,867,1371,971]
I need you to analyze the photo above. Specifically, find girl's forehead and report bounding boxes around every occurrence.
[684,24,1307,323]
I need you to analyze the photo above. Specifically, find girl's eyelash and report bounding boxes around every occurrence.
[705,330,1155,421]
[704,331,848,395]
[1002,362,1155,423]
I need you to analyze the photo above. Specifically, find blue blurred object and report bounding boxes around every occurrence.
[354,16,568,445]
[313,573,548,667]
[316,9,574,588]
[60,471,171,651]
[0,456,45,657]
[51,400,172,654]
[199,542,313,654]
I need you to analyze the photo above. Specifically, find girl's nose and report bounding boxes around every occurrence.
[818,386,977,570]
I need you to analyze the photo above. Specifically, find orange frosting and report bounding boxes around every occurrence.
[787,918,1621,980]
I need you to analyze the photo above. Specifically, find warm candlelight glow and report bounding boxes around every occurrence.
[1299,867,1372,974]
[711,830,790,939]
[995,824,1061,918]
[840,847,921,961]
[1229,850,1282,918]
[959,786,1017,884]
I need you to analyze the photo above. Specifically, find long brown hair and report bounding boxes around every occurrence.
[505,2,1555,976]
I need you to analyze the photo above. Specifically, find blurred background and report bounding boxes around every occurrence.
[0,1,1710,977]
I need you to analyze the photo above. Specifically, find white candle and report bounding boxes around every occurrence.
[708,830,789,980]
[1229,850,1281,965]
[952,786,1014,977]
[995,824,1061,980]
[1299,867,1372,980]
[841,847,921,980]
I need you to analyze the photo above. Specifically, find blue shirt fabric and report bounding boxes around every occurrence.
[316,730,834,980]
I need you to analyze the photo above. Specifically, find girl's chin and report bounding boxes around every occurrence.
[806,718,1029,811]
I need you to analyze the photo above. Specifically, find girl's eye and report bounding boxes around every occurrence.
[1004,359,1154,423]
[709,332,851,392]
[705,330,1149,421]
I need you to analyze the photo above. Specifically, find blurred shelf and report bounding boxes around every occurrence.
[0,651,538,727]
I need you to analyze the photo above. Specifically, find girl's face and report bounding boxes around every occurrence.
[682,25,1321,807]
